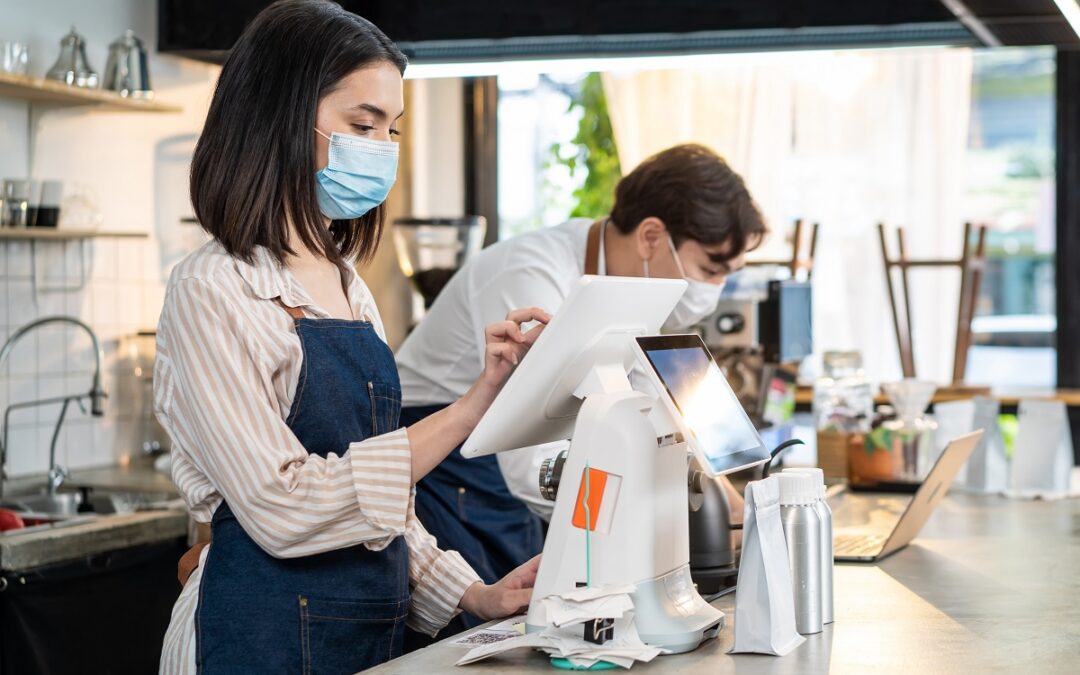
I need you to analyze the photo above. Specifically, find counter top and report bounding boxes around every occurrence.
[0,460,186,572]
[0,509,187,572]
[369,494,1080,675]
[794,385,1080,410]
[2,457,177,497]
[66,460,179,495]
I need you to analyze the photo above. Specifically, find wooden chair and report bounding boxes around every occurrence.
[745,218,819,279]
[878,222,988,383]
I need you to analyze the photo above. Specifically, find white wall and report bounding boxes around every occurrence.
[0,3,470,477]
[0,0,219,477]
[368,76,467,348]
[407,77,465,218]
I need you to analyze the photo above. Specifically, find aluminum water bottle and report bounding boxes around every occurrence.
[784,467,834,624]
[777,472,823,635]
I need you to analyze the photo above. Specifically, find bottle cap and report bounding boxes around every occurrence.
[777,472,816,506]
[782,467,826,501]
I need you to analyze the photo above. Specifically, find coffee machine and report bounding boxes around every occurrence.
[392,216,486,326]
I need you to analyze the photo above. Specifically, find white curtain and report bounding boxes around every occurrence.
[602,48,974,384]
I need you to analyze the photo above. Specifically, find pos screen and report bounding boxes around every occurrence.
[635,335,770,475]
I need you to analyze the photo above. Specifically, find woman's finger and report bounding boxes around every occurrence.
[486,342,518,366]
[486,320,525,344]
[513,554,541,588]
[501,587,534,615]
[505,307,551,326]
[520,322,546,346]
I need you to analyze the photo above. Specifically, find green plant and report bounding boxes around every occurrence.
[549,73,622,218]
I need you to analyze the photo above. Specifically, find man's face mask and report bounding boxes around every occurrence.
[644,235,727,331]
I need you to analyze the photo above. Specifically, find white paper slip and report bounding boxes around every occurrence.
[455,632,551,666]
[455,614,664,668]
[542,593,635,627]
[450,616,525,648]
[556,583,637,602]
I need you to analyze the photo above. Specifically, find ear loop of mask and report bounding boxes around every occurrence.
[644,232,684,279]
[314,128,331,142]
[667,235,688,279]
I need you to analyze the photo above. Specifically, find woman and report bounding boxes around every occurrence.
[396,144,766,622]
[154,1,547,672]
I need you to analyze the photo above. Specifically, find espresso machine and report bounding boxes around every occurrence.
[392,216,486,327]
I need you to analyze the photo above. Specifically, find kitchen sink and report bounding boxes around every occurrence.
[1,488,180,520]
[3,492,117,515]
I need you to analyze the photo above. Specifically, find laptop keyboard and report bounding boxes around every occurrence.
[834,534,886,557]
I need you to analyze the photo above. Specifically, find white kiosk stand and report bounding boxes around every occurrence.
[462,276,724,653]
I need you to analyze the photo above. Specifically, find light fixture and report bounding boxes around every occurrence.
[1052,0,1080,39]
[403,44,952,80]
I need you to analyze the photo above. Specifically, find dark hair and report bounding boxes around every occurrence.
[190,0,407,268]
[609,144,767,260]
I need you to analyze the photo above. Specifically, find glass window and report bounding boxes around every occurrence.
[965,47,1056,388]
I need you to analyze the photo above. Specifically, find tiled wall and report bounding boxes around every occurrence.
[0,0,220,479]
[0,237,166,477]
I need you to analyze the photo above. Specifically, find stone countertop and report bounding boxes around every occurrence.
[0,460,187,572]
[0,509,187,572]
[367,494,1080,675]
[3,457,177,497]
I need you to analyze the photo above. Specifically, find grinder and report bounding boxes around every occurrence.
[687,461,738,594]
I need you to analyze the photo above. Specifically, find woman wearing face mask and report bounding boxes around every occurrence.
[155,2,548,673]
[395,143,768,637]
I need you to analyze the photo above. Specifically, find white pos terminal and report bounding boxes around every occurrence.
[462,276,770,654]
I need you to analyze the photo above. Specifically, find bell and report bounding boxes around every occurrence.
[103,30,153,99]
[46,27,99,88]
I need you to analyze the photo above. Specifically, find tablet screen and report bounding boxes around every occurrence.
[637,336,768,474]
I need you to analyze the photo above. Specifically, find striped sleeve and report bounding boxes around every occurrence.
[155,276,413,557]
[402,501,482,635]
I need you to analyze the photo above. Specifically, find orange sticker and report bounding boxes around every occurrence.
[572,467,609,531]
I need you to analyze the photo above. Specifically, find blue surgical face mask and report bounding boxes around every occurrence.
[314,128,399,220]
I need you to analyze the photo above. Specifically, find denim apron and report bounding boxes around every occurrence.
[401,404,543,628]
[196,303,409,674]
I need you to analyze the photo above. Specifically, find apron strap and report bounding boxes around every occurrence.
[585,220,602,275]
[275,298,307,321]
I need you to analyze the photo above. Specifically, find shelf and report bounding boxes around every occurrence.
[0,72,182,112]
[0,229,148,241]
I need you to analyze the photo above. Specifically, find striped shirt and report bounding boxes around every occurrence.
[154,241,480,673]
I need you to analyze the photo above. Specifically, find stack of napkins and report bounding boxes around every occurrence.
[455,585,666,669]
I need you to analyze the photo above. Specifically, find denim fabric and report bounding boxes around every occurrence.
[197,318,408,674]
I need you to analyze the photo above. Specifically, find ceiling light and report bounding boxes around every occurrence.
[1052,0,1080,39]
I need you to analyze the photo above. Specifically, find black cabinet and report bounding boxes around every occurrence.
[1,538,186,674]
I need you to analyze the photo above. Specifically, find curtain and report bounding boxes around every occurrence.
[602,48,974,384]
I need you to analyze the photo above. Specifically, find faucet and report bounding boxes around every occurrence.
[0,316,107,500]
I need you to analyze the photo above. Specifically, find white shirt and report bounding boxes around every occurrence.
[396,218,599,517]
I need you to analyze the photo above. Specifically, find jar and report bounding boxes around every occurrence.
[813,351,873,479]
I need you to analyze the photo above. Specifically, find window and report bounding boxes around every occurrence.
[965,47,1056,388]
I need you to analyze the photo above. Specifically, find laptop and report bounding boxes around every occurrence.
[829,430,984,562]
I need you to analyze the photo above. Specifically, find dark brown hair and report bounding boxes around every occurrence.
[190,0,407,268]
[609,144,767,260]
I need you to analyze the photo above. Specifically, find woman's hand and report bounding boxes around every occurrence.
[404,308,549,482]
[459,555,541,620]
[460,307,550,427]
